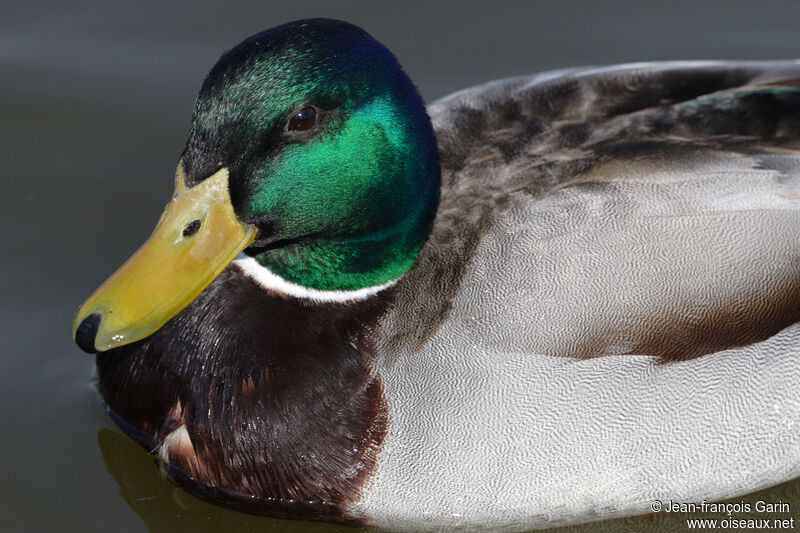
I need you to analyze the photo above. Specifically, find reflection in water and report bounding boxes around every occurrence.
[99,428,800,533]
[97,429,359,533]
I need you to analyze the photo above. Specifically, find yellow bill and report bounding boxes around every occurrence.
[72,163,257,353]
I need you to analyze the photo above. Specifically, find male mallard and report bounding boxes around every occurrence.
[73,18,800,530]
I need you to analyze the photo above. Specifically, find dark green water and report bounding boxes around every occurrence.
[3,1,800,531]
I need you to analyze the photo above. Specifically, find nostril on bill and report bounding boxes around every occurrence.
[75,313,101,354]
[182,219,202,237]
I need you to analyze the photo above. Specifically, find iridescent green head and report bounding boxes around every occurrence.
[184,18,441,291]
[73,19,440,353]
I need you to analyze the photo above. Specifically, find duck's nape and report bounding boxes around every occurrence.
[72,18,440,353]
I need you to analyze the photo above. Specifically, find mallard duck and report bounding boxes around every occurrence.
[72,18,800,530]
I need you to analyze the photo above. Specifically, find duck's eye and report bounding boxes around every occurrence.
[182,219,201,237]
[287,107,317,132]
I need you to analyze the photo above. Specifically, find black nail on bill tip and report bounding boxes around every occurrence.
[75,313,101,354]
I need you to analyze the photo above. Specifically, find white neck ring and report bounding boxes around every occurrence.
[233,255,398,303]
